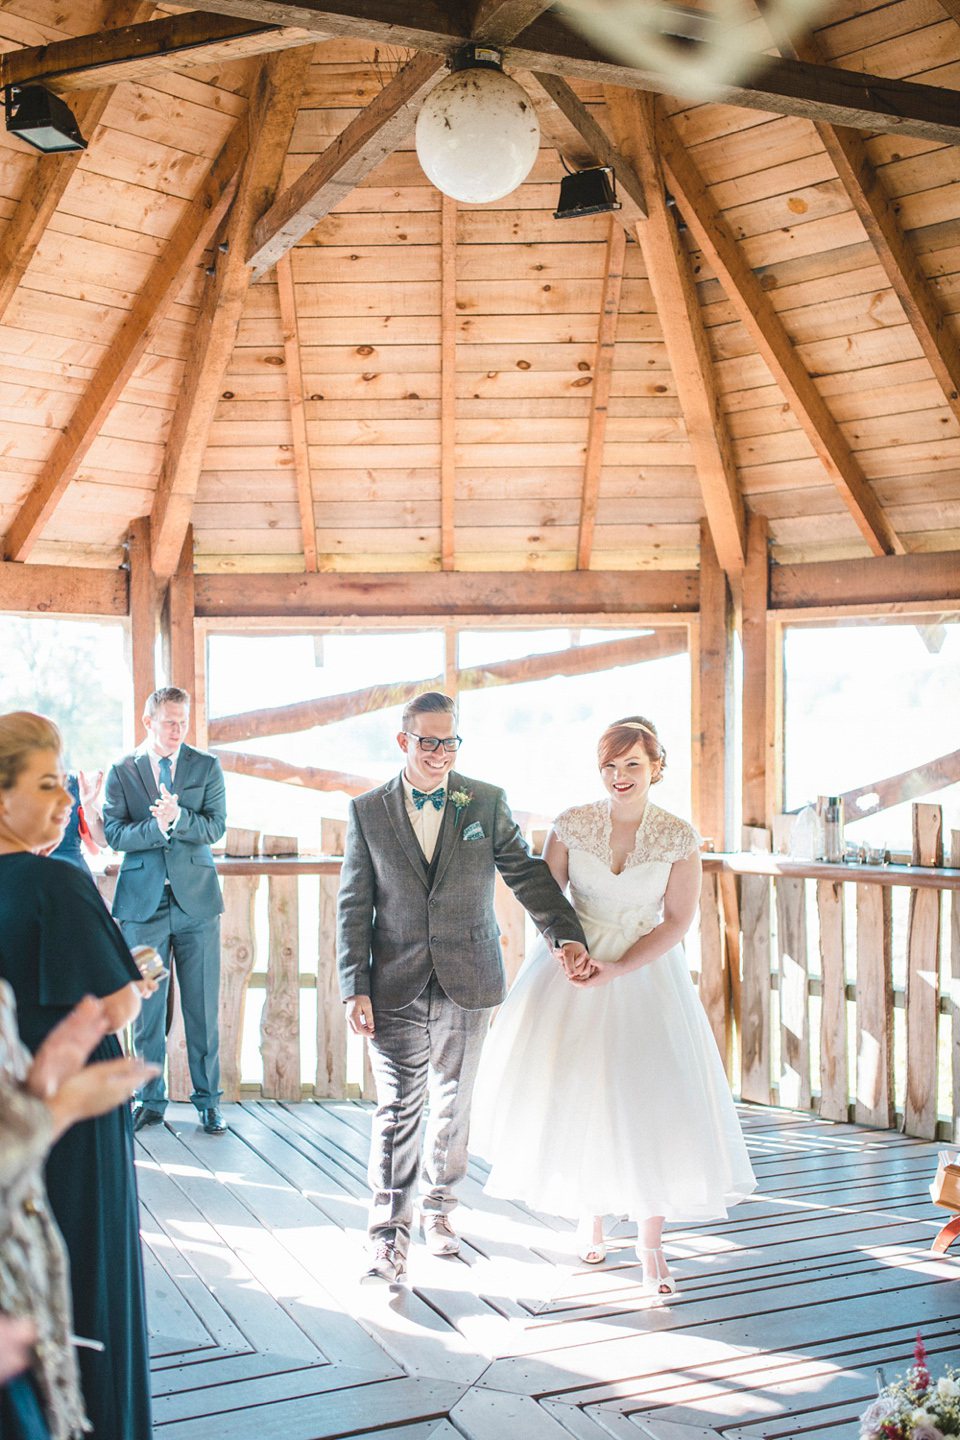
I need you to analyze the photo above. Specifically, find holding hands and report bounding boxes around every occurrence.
[554,941,596,980]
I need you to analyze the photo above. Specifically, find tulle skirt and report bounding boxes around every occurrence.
[470,933,757,1221]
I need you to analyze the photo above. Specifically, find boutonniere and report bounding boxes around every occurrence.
[449,787,473,816]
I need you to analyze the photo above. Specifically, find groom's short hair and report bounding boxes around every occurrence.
[401,691,456,730]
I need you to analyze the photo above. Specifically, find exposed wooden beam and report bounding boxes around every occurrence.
[577,218,626,571]
[741,513,773,831]
[0,11,315,93]
[128,517,157,729]
[247,51,447,277]
[0,560,126,616]
[529,71,646,224]
[194,568,699,618]
[604,87,746,578]
[841,747,960,821]
[150,47,313,578]
[276,253,317,572]
[771,550,960,610]
[187,0,960,144]
[0,0,153,325]
[2,120,247,564]
[794,34,960,430]
[469,0,555,46]
[165,526,198,744]
[653,102,905,560]
[696,518,733,850]
[209,628,690,744]
[440,193,457,572]
[444,626,458,698]
[212,749,376,795]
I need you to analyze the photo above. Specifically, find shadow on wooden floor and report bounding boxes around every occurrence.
[137,1101,960,1439]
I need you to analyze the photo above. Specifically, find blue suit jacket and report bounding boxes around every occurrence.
[102,745,226,922]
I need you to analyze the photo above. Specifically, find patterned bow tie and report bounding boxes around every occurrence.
[412,788,445,811]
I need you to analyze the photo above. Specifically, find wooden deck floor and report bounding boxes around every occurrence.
[137,1101,960,1440]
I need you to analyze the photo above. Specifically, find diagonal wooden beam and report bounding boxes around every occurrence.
[793,34,960,429]
[530,71,646,223]
[0,0,154,325]
[182,0,960,144]
[246,51,447,278]
[577,218,626,571]
[0,11,315,93]
[440,193,457,572]
[1,120,247,564]
[936,0,960,23]
[276,253,318,572]
[150,46,314,578]
[604,87,746,578]
[469,0,555,45]
[653,101,905,558]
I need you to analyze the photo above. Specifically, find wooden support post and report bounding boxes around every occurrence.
[444,628,458,701]
[952,830,960,1144]
[165,525,197,745]
[817,877,848,1122]
[260,834,301,1101]
[776,875,810,1111]
[740,825,772,1105]
[855,882,894,1129]
[165,970,191,1102]
[127,517,156,741]
[219,827,261,1102]
[904,802,943,1138]
[317,816,347,1099]
[440,193,457,571]
[742,514,782,831]
[276,253,318,573]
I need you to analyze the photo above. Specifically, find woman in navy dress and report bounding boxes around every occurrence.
[0,713,156,1440]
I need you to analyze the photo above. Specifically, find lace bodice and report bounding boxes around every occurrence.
[553,800,699,960]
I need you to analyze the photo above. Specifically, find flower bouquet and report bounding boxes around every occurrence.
[860,1334,960,1439]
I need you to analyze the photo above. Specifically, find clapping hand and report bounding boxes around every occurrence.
[77,769,104,809]
[150,783,180,833]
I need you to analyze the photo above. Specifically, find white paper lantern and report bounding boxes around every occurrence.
[415,64,540,205]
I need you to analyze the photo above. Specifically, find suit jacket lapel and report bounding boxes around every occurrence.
[172,745,194,791]
[431,770,467,892]
[135,752,158,802]
[383,774,430,890]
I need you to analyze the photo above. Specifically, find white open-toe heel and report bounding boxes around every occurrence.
[639,1246,677,1297]
[576,1215,606,1264]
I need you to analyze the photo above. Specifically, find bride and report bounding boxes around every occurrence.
[469,715,756,1296]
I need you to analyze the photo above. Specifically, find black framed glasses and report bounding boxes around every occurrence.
[403,733,462,753]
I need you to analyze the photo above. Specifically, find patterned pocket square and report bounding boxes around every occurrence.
[463,821,485,841]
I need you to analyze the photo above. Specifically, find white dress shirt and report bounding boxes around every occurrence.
[138,741,182,789]
[401,773,448,863]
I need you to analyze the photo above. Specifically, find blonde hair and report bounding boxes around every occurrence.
[597,715,666,778]
[0,712,63,791]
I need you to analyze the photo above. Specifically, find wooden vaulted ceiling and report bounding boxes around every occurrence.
[2,0,960,586]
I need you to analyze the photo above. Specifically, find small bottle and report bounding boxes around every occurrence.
[823,796,844,863]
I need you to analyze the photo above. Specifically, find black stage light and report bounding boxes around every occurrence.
[554,166,621,220]
[4,85,87,154]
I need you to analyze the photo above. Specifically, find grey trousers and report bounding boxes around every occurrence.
[366,973,492,1253]
[121,891,222,1115]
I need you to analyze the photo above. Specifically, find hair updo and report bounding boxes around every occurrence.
[597,715,666,782]
[0,711,63,792]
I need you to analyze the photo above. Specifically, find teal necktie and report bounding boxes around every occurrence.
[158,755,173,792]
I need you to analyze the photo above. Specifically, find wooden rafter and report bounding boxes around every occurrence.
[529,72,646,225]
[440,193,457,572]
[209,628,689,743]
[794,34,960,431]
[212,749,376,795]
[150,46,314,579]
[247,51,447,277]
[653,103,905,559]
[577,218,626,571]
[840,747,960,820]
[1,120,248,563]
[0,0,153,325]
[0,11,314,93]
[276,253,318,572]
[604,87,746,578]
[469,0,554,45]
[182,0,960,144]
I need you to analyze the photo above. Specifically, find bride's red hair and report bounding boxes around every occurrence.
[597,715,666,779]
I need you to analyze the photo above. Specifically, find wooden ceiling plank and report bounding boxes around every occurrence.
[187,0,960,144]
[246,51,448,277]
[0,0,154,325]
[794,34,960,430]
[653,103,906,558]
[470,0,555,46]
[275,252,318,572]
[604,86,747,578]
[150,46,314,579]
[441,192,457,572]
[1,118,248,564]
[577,218,626,571]
[529,71,647,223]
[0,11,315,93]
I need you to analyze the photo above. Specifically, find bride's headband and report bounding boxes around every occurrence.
[616,720,658,739]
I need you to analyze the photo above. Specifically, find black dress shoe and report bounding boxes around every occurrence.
[132,1106,163,1133]
[201,1107,226,1135]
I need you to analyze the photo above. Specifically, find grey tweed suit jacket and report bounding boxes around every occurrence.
[336,770,587,1012]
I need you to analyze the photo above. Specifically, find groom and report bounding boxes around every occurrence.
[337,692,588,1284]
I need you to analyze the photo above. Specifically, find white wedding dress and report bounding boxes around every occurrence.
[470,799,757,1222]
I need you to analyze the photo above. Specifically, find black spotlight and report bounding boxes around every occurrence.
[554,166,621,220]
[4,85,87,154]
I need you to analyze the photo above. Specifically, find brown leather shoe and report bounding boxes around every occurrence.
[421,1213,460,1256]
[360,1240,407,1285]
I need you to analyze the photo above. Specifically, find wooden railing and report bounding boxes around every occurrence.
[107,806,959,1140]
